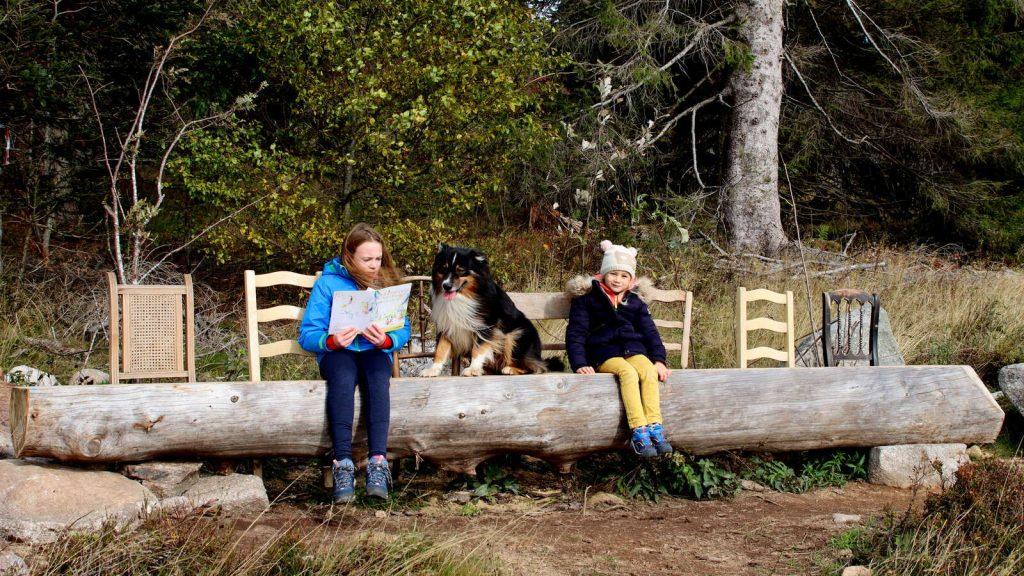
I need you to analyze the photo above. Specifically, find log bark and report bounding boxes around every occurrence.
[724,0,788,256]
[10,366,1003,474]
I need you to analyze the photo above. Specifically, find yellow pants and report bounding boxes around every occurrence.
[598,355,662,429]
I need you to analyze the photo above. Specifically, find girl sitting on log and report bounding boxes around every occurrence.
[565,240,673,458]
[298,223,411,502]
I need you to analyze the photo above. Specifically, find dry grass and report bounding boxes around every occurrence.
[30,514,506,576]
[2,241,1023,381]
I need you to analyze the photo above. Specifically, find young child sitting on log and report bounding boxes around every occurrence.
[565,240,673,457]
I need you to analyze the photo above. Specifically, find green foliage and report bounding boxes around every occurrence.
[167,0,564,269]
[450,461,521,502]
[615,454,740,502]
[847,460,1024,573]
[743,451,867,493]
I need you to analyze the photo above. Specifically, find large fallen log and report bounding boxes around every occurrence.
[11,366,1003,474]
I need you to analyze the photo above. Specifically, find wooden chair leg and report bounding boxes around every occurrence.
[252,459,263,478]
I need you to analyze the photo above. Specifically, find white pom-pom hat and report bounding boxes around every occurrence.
[599,239,637,277]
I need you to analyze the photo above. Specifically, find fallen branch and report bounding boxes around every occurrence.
[802,261,886,278]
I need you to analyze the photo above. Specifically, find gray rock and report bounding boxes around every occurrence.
[796,305,904,367]
[868,444,968,489]
[833,513,862,524]
[155,474,268,516]
[740,479,767,492]
[0,460,155,543]
[998,364,1024,414]
[122,462,203,498]
[967,445,986,461]
[399,336,436,377]
[842,567,871,576]
[68,369,110,386]
[0,551,28,576]
[445,490,472,504]
[3,366,58,387]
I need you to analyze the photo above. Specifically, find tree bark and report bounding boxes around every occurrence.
[723,0,788,256]
[10,367,1003,473]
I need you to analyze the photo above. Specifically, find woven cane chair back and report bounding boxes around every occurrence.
[107,272,195,384]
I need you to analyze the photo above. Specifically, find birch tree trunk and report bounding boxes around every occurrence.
[724,0,788,256]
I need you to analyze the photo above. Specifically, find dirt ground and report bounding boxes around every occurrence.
[255,480,920,576]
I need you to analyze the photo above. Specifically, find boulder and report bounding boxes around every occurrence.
[68,369,110,386]
[3,366,58,387]
[740,479,767,492]
[842,567,871,576]
[0,460,155,543]
[868,444,968,489]
[796,306,904,367]
[0,551,28,576]
[833,513,862,524]
[155,474,268,516]
[121,462,203,498]
[998,364,1024,414]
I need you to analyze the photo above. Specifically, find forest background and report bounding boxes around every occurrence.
[2,0,1024,380]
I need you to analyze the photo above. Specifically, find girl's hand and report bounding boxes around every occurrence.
[362,323,388,347]
[655,361,671,382]
[331,327,360,348]
[576,366,596,375]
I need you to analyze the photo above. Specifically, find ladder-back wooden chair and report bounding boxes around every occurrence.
[244,270,322,382]
[736,286,795,369]
[107,272,195,385]
[822,289,880,366]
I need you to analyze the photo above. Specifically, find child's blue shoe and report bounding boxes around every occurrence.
[648,422,674,455]
[630,426,658,458]
[365,457,392,500]
[332,458,356,503]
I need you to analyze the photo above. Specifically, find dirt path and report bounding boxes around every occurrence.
[260,481,919,576]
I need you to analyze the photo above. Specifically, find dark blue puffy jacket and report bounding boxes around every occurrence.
[565,279,667,372]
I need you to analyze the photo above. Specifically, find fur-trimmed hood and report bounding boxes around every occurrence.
[564,275,655,303]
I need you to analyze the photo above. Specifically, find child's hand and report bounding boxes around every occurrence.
[655,361,671,382]
[576,366,596,375]
[331,327,360,348]
[362,323,388,347]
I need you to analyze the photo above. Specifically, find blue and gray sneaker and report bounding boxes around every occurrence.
[648,422,674,455]
[332,458,356,503]
[366,457,392,499]
[630,426,658,458]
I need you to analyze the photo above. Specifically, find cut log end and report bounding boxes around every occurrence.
[10,386,28,458]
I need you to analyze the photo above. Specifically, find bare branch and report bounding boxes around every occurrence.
[590,16,733,109]
[138,191,273,283]
[783,51,867,145]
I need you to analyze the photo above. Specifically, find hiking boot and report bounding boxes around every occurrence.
[332,458,356,504]
[366,457,392,499]
[648,422,674,455]
[630,426,658,458]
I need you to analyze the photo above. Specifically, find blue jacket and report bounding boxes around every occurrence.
[565,279,667,372]
[297,258,411,363]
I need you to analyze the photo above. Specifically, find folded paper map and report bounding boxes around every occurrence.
[328,283,411,333]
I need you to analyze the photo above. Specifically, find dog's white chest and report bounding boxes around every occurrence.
[432,295,485,353]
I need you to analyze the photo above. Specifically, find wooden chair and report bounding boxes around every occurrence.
[736,287,795,369]
[506,286,694,369]
[244,270,321,382]
[822,289,880,366]
[107,272,196,384]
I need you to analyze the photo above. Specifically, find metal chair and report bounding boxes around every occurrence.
[821,289,880,366]
[107,272,195,384]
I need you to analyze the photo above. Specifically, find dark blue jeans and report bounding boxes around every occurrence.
[318,348,392,461]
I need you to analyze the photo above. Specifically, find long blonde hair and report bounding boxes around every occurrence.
[341,223,401,289]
